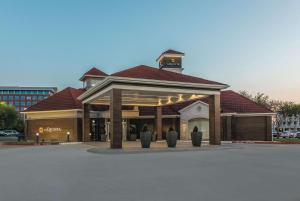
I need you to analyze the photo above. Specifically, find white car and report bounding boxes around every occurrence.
[3,130,20,136]
[281,131,290,138]
[0,131,5,136]
[290,131,298,138]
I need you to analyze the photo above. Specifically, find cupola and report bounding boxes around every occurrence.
[156,49,185,73]
[79,67,107,89]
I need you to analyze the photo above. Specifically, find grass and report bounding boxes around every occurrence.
[273,138,300,142]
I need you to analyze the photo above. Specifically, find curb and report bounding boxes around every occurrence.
[232,141,300,145]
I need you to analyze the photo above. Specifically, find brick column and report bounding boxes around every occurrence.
[231,116,237,140]
[208,94,221,145]
[156,106,162,140]
[226,116,232,141]
[265,116,272,141]
[110,89,122,149]
[82,103,91,142]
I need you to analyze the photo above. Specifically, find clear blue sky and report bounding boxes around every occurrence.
[0,0,299,102]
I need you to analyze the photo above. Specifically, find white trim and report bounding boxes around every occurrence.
[79,75,106,81]
[233,113,275,117]
[25,116,82,120]
[156,53,184,62]
[21,109,82,114]
[220,113,237,117]
[78,76,229,102]
[221,112,275,117]
[178,100,209,113]
[82,84,218,104]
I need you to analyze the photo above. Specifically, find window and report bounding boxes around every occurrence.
[32,96,37,101]
[38,96,44,101]
[8,96,13,100]
[8,102,13,106]
[26,96,31,101]
[26,102,31,106]
[20,102,26,106]
[14,96,19,100]
[20,96,25,100]
[15,102,20,106]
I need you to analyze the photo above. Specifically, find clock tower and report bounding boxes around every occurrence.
[156,49,185,74]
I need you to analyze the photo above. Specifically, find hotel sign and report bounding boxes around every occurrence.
[39,127,63,134]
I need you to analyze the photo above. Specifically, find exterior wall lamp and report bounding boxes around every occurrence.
[67,131,70,142]
[35,133,40,145]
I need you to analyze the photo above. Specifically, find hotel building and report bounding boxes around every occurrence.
[23,50,273,147]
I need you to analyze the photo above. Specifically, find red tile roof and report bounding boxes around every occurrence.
[80,67,107,81]
[24,87,86,112]
[220,90,272,113]
[156,49,185,61]
[24,88,271,115]
[111,65,225,85]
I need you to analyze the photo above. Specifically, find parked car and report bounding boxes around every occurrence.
[3,130,21,137]
[296,132,300,139]
[0,130,6,136]
[281,131,290,138]
[290,131,298,138]
[272,132,279,138]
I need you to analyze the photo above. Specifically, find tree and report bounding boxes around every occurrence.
[239,90,253,100]
[0,104,24,131]
[253,93,270,109]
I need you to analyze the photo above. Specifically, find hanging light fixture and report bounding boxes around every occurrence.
[167,96,172,104]
[158,98,162,106]
[177,94,184,102]
[190,94,197,99]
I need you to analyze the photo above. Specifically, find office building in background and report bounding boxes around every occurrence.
[0,86,57,112]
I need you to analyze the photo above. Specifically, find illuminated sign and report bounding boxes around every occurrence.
[38,127,63,134]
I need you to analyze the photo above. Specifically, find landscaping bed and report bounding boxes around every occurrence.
[233,138,300,144]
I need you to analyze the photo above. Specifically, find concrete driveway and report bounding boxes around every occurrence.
[0,143,299,201]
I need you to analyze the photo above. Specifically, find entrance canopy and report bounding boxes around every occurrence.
[78,76,228,106]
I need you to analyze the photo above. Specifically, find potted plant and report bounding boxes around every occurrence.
[140,124,151,148]
[191,126,203,146]
[166,127,177,148]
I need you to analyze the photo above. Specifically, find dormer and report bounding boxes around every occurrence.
[80,67,107,89]
[156,49,185,73]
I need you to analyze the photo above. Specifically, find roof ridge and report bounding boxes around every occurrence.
[111,65,226,86]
